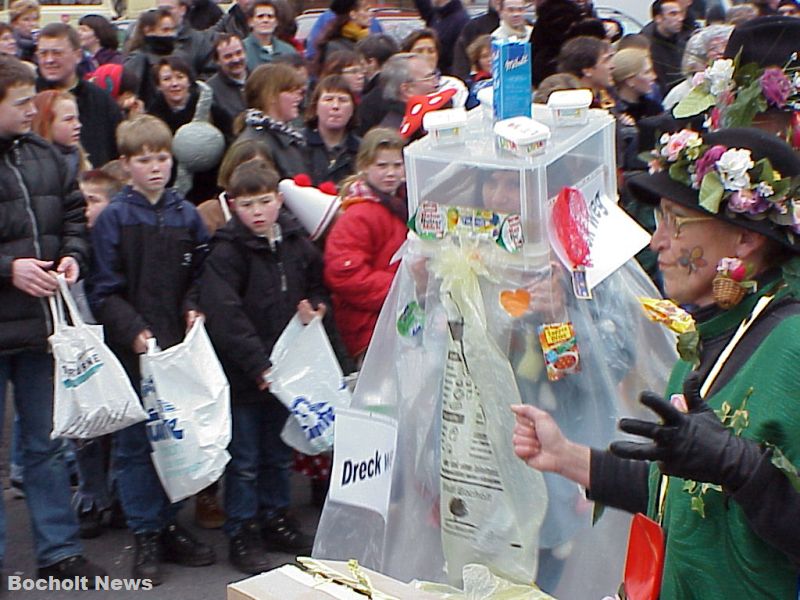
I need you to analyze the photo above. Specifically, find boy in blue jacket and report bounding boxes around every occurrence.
[198,161,325,574]
[89,114,213,586]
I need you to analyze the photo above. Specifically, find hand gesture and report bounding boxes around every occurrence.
[297,299,327,325]
[511,404,569,474]
[610,376,763,490]
[12,258,57,297]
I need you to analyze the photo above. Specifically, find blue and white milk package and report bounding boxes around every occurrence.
[492,37,532,121]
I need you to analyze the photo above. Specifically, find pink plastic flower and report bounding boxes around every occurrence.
[760,67,792,108]
[662,130,700,162]
[695,145,726,183]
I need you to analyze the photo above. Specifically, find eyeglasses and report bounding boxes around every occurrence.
[653,205,713,239]
[411,69,441,84]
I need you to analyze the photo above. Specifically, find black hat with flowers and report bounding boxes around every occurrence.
[673,17,800,134]
[723,16,800,68]
[629,127,800,251]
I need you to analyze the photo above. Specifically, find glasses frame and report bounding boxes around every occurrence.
[653,206,714,239]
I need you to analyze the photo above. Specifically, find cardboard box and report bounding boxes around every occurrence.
[227,560,441,600]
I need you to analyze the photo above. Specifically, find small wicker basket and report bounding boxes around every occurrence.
[713,276,747,309]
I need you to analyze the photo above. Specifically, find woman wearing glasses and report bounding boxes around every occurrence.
[513,127,800,599]
[401,28,468,107]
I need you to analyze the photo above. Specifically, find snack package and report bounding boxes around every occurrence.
[637,297,696,334]
[537,322,580,381]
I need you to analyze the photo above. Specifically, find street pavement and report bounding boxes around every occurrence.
[2,479,322,600]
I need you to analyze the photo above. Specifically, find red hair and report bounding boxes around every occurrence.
[31,89,75,141]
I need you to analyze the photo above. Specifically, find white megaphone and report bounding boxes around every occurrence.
[278,177,341,241]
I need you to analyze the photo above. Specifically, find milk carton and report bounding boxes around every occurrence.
[491,36,532,121]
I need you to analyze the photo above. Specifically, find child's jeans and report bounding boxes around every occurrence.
[113,420,180,533]
[223,400,292,537]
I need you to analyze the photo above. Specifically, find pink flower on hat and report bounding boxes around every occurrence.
[760,67,793,108]
[661,130,701,162]
[694,145,726,187]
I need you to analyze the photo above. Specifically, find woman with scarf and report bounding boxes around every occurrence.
[323,128,407,365]
[313,0,371,75]
[123,7,180,110]
[513,127,800,599]
[236,62,307,180]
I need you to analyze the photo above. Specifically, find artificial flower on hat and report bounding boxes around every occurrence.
[673,51,800,137]
[632,127,800,249]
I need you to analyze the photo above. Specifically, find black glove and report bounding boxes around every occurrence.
[609,376,764,491]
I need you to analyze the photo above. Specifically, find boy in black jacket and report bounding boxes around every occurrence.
[88,115,213,585]
[198,161,325,574]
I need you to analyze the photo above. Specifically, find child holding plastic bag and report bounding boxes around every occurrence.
[88,115,213,585]
[198,160,327,575]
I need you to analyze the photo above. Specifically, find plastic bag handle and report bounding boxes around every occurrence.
[53,274,87,328]
[47,288,67,334]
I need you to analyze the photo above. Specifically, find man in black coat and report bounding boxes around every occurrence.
[212,0,253,40]
[451,0,500,80]
[35,23,122,167]
[207,33,248,142]
[413,0,470,75]
[641,0,691,96]
[158,0,217,78]
[0,53,107,585]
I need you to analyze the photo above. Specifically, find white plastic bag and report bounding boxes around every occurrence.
[140,318,231,502]
[49,275,147,439]
[269,315,351,455]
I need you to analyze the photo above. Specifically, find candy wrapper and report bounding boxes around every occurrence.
[537,322,580,381]
[637,297,696,334]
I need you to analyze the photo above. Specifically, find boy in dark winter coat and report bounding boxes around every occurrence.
[0,53,107,587]
[88,115,213,586]
[198,161,324,575]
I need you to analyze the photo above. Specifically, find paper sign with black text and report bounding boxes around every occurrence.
[329,408,398,522]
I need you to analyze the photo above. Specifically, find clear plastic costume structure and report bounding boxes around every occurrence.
[313,107,678,599]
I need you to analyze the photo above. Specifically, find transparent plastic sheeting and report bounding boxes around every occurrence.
[312,239,678,599]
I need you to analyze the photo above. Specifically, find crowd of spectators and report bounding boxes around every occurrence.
[0,0,797,589]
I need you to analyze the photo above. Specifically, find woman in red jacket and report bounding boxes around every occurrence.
[324,128,407,364]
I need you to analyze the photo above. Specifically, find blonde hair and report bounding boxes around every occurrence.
[116,114,172,157]
[533,73,582,104]
[9,0,39,22]
[340,127,404,197]
[611,48,650,86]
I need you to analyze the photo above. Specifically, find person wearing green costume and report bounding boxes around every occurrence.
[512,126,800,599]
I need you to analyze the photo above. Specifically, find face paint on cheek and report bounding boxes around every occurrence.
[677,246,708,274]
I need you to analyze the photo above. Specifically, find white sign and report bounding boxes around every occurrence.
[548,168,651,291]
[329,408,398,522]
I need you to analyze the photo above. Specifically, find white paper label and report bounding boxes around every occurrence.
[548,168,651,291]
[329,408,398,521]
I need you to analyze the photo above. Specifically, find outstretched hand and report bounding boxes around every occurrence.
[610,376,763,490]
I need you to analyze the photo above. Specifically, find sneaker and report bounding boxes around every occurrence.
[161,524,216,567]
[194,488,226,529]
[132,531,163,586]
[38,556,107,589]
[229,521,275,575]
[78,507,103,539]
[261,512,314,554]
